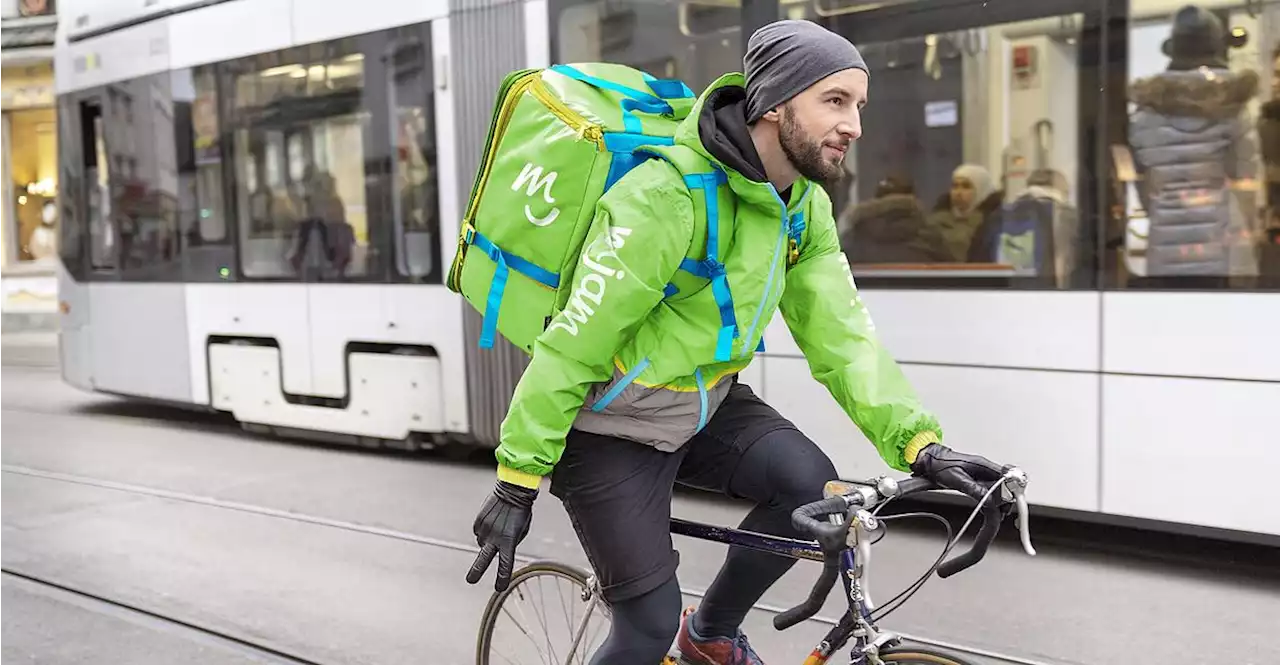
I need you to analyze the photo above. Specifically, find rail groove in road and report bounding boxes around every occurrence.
[2,568,329,665]
[3,464,1069,665]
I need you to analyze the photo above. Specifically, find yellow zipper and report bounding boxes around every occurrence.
[462,73,538,225]
[530,79,604,149]
[449,72,539,291]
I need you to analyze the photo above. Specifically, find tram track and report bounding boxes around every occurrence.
[1,568,330,665]
[3,464,1071,665]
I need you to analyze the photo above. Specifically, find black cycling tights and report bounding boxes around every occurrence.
[588,428,837,663]
[589,575,682,664]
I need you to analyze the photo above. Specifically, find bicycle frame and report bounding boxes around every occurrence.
[560,472,1033,664]
[670,517,887,665]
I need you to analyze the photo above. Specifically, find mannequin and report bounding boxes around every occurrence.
[27,199,58,262]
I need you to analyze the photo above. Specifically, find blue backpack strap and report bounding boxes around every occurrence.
[603,132,674,192]
[464,225,560,349]
[678,166,738,362]
[550,65,674,134]
[641,71,696,100]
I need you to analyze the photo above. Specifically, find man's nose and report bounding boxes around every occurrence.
[840,114,862,141]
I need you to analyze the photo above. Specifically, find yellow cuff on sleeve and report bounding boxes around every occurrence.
[902,431,940,465]
[497,465,544,490]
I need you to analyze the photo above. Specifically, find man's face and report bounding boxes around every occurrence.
[771,68,867,184]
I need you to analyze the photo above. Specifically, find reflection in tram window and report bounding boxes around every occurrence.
[224,40,371,281]
[554,0,742,95]
[1121,2,1277,290]
[388,31,440,282]
[806,12,1091,288]
[172,67,235,282]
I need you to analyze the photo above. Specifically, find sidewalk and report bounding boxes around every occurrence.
[1,331,59,368]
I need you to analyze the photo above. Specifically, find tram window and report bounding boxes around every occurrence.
[223,37,376,282]
[1116,2,1279,291]
[788,8,1093,290]
[106,74,186,281]
[57,98,87,280]
[386,27,441,283]
[172,67,236,282]
[553,0,743,95]
[83,102,117,272]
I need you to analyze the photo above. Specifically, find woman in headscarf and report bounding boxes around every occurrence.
[926,164,1002,262]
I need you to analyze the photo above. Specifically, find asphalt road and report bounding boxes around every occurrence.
[2,364,1277,664]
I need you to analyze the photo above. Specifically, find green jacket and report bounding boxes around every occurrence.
[495,73,941,489]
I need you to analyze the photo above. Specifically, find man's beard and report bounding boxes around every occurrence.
[779,105,845,184]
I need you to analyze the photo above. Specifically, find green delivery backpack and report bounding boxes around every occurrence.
[447,64,803,359]
[446,63,700,354]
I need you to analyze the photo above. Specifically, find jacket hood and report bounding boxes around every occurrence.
[696,84,769,183]
[675,72,813,209]
[1129,68,1259,119]
[847,195,926,241]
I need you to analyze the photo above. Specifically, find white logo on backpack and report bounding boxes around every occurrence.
[512,162,561,227]
[546,226,633,337]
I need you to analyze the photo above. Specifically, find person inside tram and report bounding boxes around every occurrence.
[838,174,949,264]
[926,163,1003,262]
[968,168,1081,287]
[287,169,353,279]
[1128,4,1260,283]
[1257,44,1280,278]
[464,19,1017,665]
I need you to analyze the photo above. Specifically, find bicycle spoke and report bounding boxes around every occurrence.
[534,575,559,664]
[500,603,554,664]
[483,569,614,665]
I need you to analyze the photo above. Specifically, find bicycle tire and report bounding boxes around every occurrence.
[880,646,980,665]
[474,560,610,665]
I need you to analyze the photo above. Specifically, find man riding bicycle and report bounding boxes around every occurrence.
[465,19,1011,665]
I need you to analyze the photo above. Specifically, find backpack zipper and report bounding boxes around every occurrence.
[529,79,605,150]
[450,71,538,291]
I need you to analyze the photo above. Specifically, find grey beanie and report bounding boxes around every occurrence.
[744,20,868,123]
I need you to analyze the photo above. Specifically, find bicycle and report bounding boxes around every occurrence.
[475,466,1037,665]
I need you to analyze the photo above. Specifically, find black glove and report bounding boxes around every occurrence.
[910,443,1007,503]
[465,480,537,592]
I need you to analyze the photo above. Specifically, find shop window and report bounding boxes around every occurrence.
[1114,2,1279,290]
[6,107,60,268]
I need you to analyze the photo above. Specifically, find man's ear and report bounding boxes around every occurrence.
[761,107,781,123]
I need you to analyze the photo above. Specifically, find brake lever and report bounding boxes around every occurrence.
[1001,468,1037,557]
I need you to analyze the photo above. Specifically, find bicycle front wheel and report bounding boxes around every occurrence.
[475,560,613,665]
[881,646,980,665]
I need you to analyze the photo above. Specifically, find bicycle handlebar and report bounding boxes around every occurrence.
[772,468,1035,631]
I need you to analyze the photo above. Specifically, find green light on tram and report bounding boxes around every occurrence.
[219,266,231,279]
